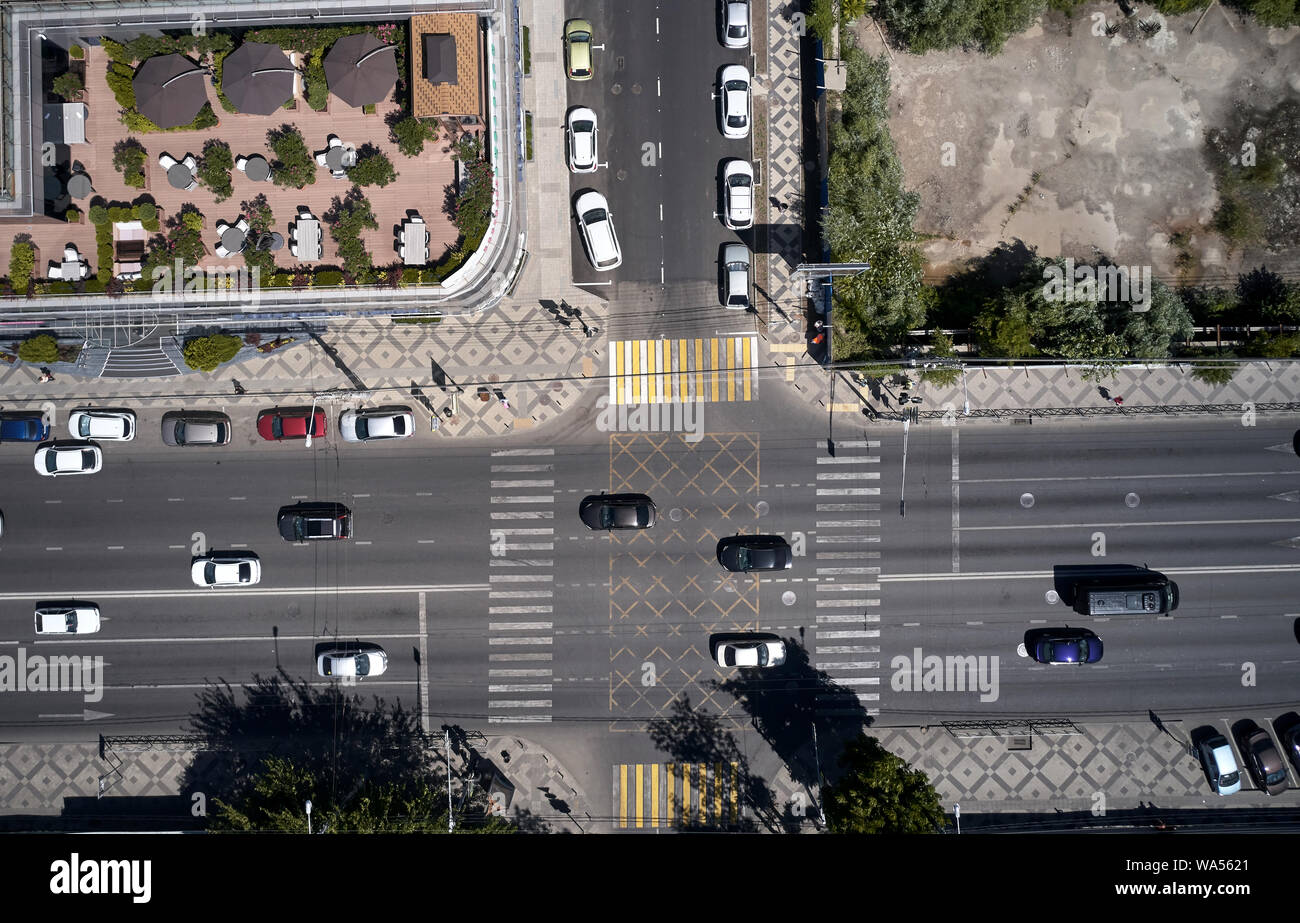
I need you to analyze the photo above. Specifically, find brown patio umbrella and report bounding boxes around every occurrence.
[133,54,208,128]
[324,33,398,107]
[222,41,296,115]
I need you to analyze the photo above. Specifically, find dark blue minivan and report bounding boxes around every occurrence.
[0,411,49,443]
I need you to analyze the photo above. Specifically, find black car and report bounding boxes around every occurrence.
[716,534,792,572]
[1284,725,1300,776]
[579,493,656,530]
[277,502,352,542]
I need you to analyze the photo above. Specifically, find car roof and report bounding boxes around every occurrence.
[575,190,608,212]
[721,64,748,82]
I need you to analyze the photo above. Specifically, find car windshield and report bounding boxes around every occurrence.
[582,207,607,225]
[355,655,371,676]
[1050,641,1082,661]
[756,645,769,666]
[599,506,615,528]
[238,563,250,581]
[731,174,752,188]
[729,24,747,38]
[63,612,77,632]
[571,30,590,41]
[355,417,370,439]
[573,120,594,133]
[44,454,58,473]
[81,450,94,467]
[1266,768,1286,784]
[271,417,283,438]
[77,418,91,437]
[735,548,750,569]
[726,80,746,93]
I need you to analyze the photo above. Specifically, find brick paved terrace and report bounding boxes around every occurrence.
[0,40,463,286]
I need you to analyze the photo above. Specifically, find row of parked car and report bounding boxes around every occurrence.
[1199,722,1299,797]
[0,406,419,476]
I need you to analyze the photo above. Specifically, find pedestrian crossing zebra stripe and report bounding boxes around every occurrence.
[608,335,758,404]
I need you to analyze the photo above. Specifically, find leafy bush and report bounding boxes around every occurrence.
[267,273,293,288]
[18,334,59,363]
[213,49,238,113]
[348,148,397,188]
[49,281,76,295]
[391,116,437,157]
[875,0,1047,54]
[69,45,85,60]
[919,330,961,386]
[450,134,494,247]
[108,206,130,223]
[9,241,35,292]
[100,37,130,63]
[182,334,242,372]
[314,270,344,286]
[104,61,136,109]
[83,278,106,294]
[88,204,108,225]
[305,48,329,112]
[65,207,81,223]
[143,216,161,232]
[1246,331,1300,358]
[268,124,317,189]
[199,138,234,202]
[135,201,157,222]
[112,138,147,188]
[324,186,378,278]
[52,72,84,101]
[1190,359,1238,385]
[96,221,112,276]
[1204,98,1300,252]
[401,267,420,284]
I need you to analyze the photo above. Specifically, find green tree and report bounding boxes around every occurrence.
[324,186,379,279]
[920,329,962,386]
[973,290,1037,359]
[52,72,84,101]
[390,115,437,156]
[198,138,234,203]
[112,139,148,188]
[18,334,59,364]
[1114,282,1194,358]
[875,0,1046,54]
[267,124,317,190]
[182,334,243,372]
[348,147,398,188]
[823,734,946,834]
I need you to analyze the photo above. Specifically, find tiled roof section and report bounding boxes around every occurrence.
[410,12,482,121]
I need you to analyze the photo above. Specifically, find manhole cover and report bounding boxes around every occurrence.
[668,508,682,522]
[616,169,628,181]
[756,500,770,517]
[1125,492,1141,508]
[611,83,622,95]
[782,591,796,606]
[1045,589,1060,605]
[631,83,641,94]
[1020,492,1035,509]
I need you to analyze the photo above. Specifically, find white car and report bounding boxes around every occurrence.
[722,0,750,48]
[574,190,622,271]
[318,647,389,678]
[1199,734,1242,796]
[35,604,101,635]
[722,158,754,230]
[715,638,786,668]
[339,407,416,443]
[717,65,751,139]
[191,552,261,587]
[721,243,750,309]
[566,106,599,173]
[68,409,135,441]
[34,441,102,477]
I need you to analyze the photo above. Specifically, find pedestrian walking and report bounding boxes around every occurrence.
[1098,386,1111,401]
[1113,395,1124,406]
[37,367,53,383]
[231,378,246,395]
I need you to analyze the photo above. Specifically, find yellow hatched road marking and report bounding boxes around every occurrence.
[714,763,723,819]
[662,341,671,402]
[698,764,707,824]
[646,343,657,404]
[651,764,659,827]
[742,337,753,400]
[710,339,720,402]
[636,764,644,828]
[726,341,736,402]
[667,763,675,826]
[619,764,628,828]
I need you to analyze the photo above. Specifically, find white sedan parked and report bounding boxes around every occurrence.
[34,441,102,477]
[717,65,751,139]
[566,106,599,173]
[574,190,622,271]
[722,158,754,230]
[191,552,261,587]
[339,407,416,443]
[715,637,786,669]
[68,409,135,441]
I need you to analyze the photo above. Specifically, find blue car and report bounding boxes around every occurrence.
[1032,628,1103,664]
[0,412,49,443]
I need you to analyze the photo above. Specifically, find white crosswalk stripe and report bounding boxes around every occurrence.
[810,438,883,716]
[486,455,556,724]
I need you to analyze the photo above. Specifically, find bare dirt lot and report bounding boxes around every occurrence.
[853,2,1300,284]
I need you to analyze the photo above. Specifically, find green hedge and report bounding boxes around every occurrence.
[9,240,34,292]
[314,270,343,286]
[182,334,242,372]
[18,334,59,363]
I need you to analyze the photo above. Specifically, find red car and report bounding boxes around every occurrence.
[256,407,326,442]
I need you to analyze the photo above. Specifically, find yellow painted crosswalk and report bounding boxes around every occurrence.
[609,336,758,405]
[614,762,741,829]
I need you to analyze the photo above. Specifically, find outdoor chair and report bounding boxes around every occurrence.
[185,179,199,192]
[47,263,62,279]
[314,151,329,167]
[63,246,79,261]
[327,136,342,149]
[235,218,249,233]
[158,153,178,170]
[289,242,299,258]
[215,220,230,234]
[235,157,249,172]
[77,263,89,280]
[297,209,313,221]
[182,155,197,171]
[215,243,231,258]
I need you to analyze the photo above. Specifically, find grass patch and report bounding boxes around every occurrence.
[525,111,534,161]
[393,315,443,324]
[522,26,531,74]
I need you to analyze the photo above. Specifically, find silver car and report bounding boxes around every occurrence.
[721,243,750,309]
[339,407,415,442]
[722,0,750,48]
[574,190,622,271]
[722,158,754,230]
[717,65,751,140]
[162,411,231,447]
[318,646,389,678]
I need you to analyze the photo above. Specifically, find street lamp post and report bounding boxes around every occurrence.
[304,393,318,448]
[899,418,910,517]
[445,728,455,833]
[955,802,961,834]
[961,363,970,416]
[305,799,312,834]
